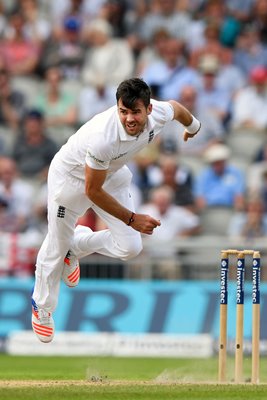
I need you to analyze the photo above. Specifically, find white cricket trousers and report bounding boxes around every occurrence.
[32,163,142,312]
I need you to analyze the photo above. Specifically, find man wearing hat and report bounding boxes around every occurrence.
[194,143,246,211]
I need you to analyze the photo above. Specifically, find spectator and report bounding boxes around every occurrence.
[78,79,116,125]
[189,19,233,69]
[0,66,26,131]
[0,156,35,232]
[49,0,105,28]
[139,184,200,239]
[228,195,267,239]
[225,0,256,24]
[138,184,200,279]
[231,65,267,131]
[160,85,224,156]
[194,143,246,211]
[20,0,51,45]
[121,0,150,56]
[31,178,48,236]
[0,10,40,77]
[186,0,241,51]
[138,0,192,44]
[233,24,267,78]
[135,27,171,76]
[98,0,128,38]
[39,15,86,79]
[11,109,58,179]
[197,54,232,126]
[247,142,267,210]
[147,153,196,209]
[141,37,201,99]
[33,65,78,145]
[214,50,246,100]
[81,18,135,87]
[129,141,160,202]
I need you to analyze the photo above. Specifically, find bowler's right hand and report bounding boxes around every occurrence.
[130,213,161,235]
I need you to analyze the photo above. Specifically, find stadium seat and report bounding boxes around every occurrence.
[226,129,266,162]
[199,206,235,236]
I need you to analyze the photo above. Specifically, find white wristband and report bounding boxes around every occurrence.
[185,115,201,134]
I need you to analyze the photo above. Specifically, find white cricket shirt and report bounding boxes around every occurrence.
[52,99,174,181]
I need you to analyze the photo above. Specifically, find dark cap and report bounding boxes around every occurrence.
[25,109,44,120]
[64,16,81,31]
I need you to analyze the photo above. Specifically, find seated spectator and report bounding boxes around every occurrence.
[0,10,40,77]
[81,18,135,87]
[0,66,26,131]
[225,0,255,24]
[98,0,128,38]
[247,144,267,212]
[194,143,246,211]
[137,0,192,45]
[139,185,200,239]
[39,15,86,79]
[197,54,232,126]
[160,85,225,156]
[147,153,196,209]
[128,140,160,202]
[0,156,35,232]
[33,65,78,145]
[121,0,150,56]
[11,109,58,179]
[49,0,104,28]
[211,0,241,48]
[20,0,52,45]
[138,184,200,279]
[233,24,267,78]
[231,65,267,131]
[189,19,232,70]
[135,27,171,76]
[214,51,246,100]
[31,178,48,236]
[141,36,201,100]
[78,78,116,125]
[186,0,241,51]
[228,195,267,239]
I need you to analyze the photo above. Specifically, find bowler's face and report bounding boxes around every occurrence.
[118,99,152,136]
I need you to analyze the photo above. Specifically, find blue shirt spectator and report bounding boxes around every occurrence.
[194,143,246,210]
[233,24,267,77]
[141,37,201,99]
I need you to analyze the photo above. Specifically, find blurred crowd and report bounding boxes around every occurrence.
[0,0,267,277]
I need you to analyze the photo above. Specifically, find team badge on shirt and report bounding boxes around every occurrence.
[148,130,154,143]
[57,206,66,218]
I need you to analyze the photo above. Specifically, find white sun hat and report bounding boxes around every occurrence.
[204,143,230,163]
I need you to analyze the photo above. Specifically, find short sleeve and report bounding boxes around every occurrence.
[151,99,175,123]
[85,134,112,170]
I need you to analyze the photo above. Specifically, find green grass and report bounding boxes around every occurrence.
[0,355,267,400]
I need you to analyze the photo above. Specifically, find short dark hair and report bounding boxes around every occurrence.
[116,78,151,109]
[25,109,44,120]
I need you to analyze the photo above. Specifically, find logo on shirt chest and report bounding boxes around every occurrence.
[112,152,128,160]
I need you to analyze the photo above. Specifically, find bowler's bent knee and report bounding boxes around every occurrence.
[117,240,143,261]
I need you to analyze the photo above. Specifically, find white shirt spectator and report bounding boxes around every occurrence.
[82,19,135,87]
[231,86,267,130]
[78,84,116,124]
